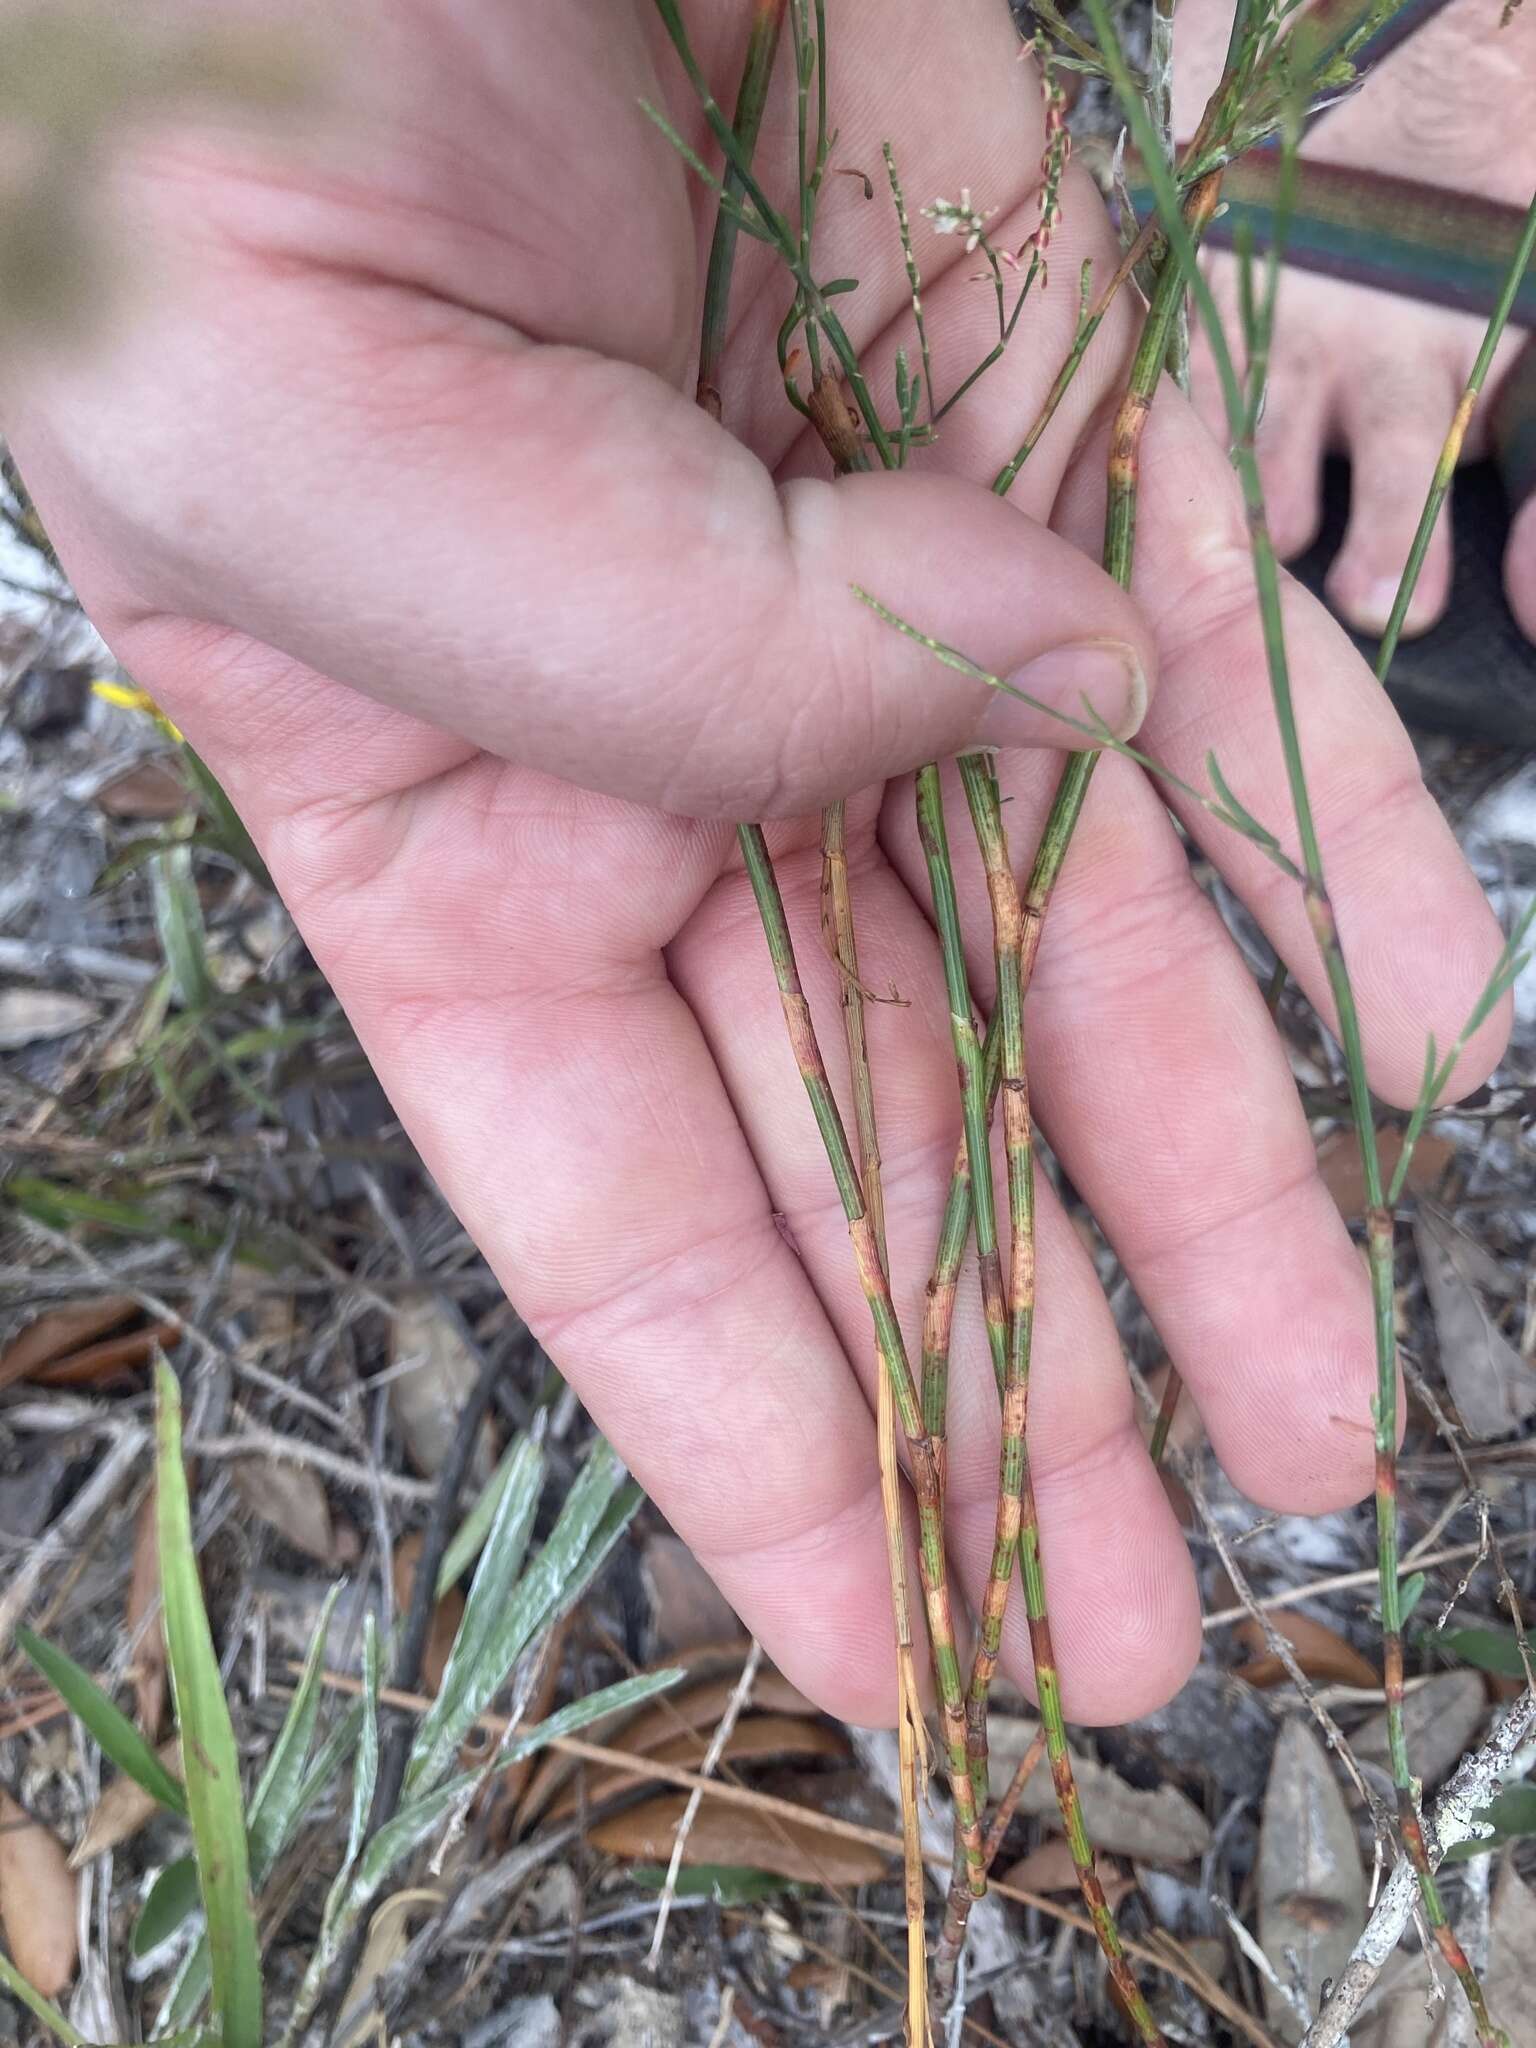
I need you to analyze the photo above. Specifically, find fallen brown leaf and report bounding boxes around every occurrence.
[0,989,98,1053]
[1235,1609,1379,1691]
[126,1491,166,1738]
[1415,1204,1536,1440]
[519,1662,814,1832]
[337,1887,444,2048]
[1003,1838,1135,1909]
[93,758,190,819]
[231,1455,337,1565]
[0,1297,137,1386]
[642,1534,746,1656]
[547,1713,848,1823]
[0,1788,78,1996]
[589,1792,887,1887]
[1317,1128,1453,1222]
[387,1295,498,1483]
[391,1532,465,1699]
[1259,1718,1365,2043]
[1351,1671,1485,1798]
[986,1716,1211,1864]
[70,1741,181,1868]
[30,1322,179,1390]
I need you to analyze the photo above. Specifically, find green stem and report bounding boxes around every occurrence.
[1084,2,1504,2036]
[1375,187,1536,680]
[737,824,986,1894]
[695,0,787,417]
[915,767,1009,1404]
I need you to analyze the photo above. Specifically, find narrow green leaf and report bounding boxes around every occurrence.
[0,1951,89,2047]
[496,1667,682,1767]
[1445,1784,1536,1860]
[406,1440,632,1795]
[630,1863,805,1905]
[405,1430,545,1792]
[155,1361,263,2048]
[153,1938,211,2041]
[289,1774,476,2039]
[15,1627,187,1818]
[133,1856,202,1958]
[1397,1571,1428,1626]
[150,844,214,1012]
[246,1582,341,1884]
[180,746,273,892]
[437,1437,536,1598]
[347,1615,380,1869]
[1441,1626,1528,1680]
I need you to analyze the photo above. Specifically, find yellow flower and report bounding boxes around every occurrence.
[91,678,183,742]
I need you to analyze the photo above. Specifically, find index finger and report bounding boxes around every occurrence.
[1054,395,1510,1108]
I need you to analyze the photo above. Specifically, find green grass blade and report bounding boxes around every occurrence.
[155,1361,263,2048]
[437,1436,535,1597]
[496,1667,682,1765]
[149,844,214,1012]
[347,1615,380,1869]
[15,1626,187,1817]
[0,1953,89,2047]
[158,1695,364,2041]
[406,1440,633,1795]
[180,745,273,892]
[286,1774,476,2042]
[133,1856,202,1959]
[246,1582,341,1883]
[404,1429,545,1792]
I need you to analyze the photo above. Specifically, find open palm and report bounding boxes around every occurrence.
[7,0,1506,1724]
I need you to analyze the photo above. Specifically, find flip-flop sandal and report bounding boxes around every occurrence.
[1189,191,1536,743]
[1290,449,1536,749]
[1122,149,1536,745]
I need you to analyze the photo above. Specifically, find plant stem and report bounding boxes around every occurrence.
[1084,3,1504,2035]
[688,0,950,1986]
[695,0,788,419]
[820,802,931,2043]
[956,757,1034,1804]
[916,768,1010,1405]
[1375,186,1536,679]
[737,824,986,1894]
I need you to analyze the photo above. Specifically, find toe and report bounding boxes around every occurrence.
[1327,349,1463,637]
[1254,361,1330,560]
[1505,490,1536,643]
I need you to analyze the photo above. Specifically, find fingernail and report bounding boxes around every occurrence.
[987,637,1147,746]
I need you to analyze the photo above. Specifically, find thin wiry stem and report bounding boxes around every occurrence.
[820,800,931,2041]
[688,0,948,1993]
[940,760,1035,1940]
[1374,186,1536,678]
[737,826,986,1894]
[1083,0,1504,2034]
[696,0,788,418]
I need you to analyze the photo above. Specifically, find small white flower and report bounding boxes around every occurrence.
[922,187,996,255]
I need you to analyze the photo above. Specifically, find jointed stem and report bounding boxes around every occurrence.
[957,757,1034,1824]
[820,801,930,2044]
[1085,1,1505,2035]
[737,825,986,1896]
[916,768,1010,1405]
[1374,186,1536,679]
[687,6,948,1991]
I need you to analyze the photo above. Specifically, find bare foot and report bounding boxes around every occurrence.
[1173,0,1536,640]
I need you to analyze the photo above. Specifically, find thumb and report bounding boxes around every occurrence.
[7,317,1153,817]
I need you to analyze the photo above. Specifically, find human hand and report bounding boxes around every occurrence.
[5,0,1508,1725]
